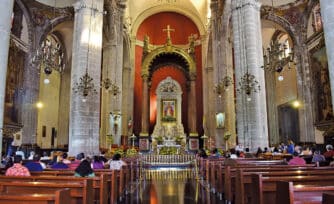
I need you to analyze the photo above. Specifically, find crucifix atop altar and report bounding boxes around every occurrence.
[163,24,175,45]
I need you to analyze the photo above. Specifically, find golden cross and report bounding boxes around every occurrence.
[163,25,175,39]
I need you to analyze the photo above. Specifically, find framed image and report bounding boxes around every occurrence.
[139,138,149,151]
[216,112,225,129]
[189,138,199,150]
[161,99,176,122]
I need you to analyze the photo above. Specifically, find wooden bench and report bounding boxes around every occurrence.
[276,181,334,204]
[323,192,334,204]
[0,174,108,204]
[0,188,70,204]
[0,180,93,204]
[251,174,334,204]
[30,169,121,204]
[235,167,334,204]
[222,162,316,202]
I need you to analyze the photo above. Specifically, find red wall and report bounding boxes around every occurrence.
[134,12,203,136]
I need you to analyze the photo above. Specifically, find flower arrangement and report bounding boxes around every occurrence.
[155,135,164,144]
[159,146,178,155]
[161,116,177,122]
[111,147,124,157]
[126,148,138,157]
[174,135,184,144]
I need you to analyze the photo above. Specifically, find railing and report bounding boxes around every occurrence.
[140,154,196,166]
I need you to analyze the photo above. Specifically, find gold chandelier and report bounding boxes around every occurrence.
[31,3,64,84]
[262,0,294,81]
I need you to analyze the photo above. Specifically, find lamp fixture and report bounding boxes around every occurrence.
[214,43,233,97]
[237,71,260,101]
[261,0,294,81]
[31,3,65,83]
[72,2,97,102]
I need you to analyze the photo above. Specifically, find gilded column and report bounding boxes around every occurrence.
[0,0,15,154]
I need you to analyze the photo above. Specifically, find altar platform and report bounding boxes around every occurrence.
[140,154,196,167]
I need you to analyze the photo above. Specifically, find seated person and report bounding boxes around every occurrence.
[74,159,95,177]
[108,153,126,170]
[5,155,30,176]
[50,156,69,169]
[312,150,326,163]
[68,152,85,170]
[288,151,306,165]
[25,154,44,172]
[91,155,105,169]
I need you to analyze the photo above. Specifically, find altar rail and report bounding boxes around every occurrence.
[140,154,196,166]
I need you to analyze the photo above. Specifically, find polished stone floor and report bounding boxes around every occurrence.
[120,168,221,204]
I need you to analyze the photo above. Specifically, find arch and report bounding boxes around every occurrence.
[141,45,196,80]
[131,5,206,38]
[261,13,298,47]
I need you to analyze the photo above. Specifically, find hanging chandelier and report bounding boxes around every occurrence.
[73,71,97,102]
[262,0,294,81]
[101,74,120,97]
[214,76,233,97]
[31,4,64,84]
[237,71,260,101]
[262,39,293,81]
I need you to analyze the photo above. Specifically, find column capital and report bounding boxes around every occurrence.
[74,0,104,14]
[232,0,261,12]
[189,73,197,81]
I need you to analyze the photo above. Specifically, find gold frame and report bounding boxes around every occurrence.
[216,112,225,129]
[161,99,177,122]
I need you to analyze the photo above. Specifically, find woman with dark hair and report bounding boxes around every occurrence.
[74,159,95,177]
[91,156,104,169]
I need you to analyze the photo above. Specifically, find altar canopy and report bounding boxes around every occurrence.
[152,77,186,148]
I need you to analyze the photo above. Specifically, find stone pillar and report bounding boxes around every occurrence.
[139,75,150,151]
[320,0,334,112]
[232,0,268,151]
[188,77,197,135]
[69,0,103,156]
[0,0,15,154]
[140,75,149,135]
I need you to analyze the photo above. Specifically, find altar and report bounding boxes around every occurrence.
[151,77,187,153]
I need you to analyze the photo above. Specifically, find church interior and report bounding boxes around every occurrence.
[1,0,334,203]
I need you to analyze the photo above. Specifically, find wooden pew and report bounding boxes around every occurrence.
[0,188,70,204]
[235,167,334,204]
[323,192,334,204]
[223,162,317,204]
[0,174,108,204]
[276,181,334,204]
[251,174,334,204]
[0,180,93,204]
[30,169,120,204]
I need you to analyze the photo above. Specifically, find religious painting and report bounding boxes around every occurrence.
[216,112,225,129]
[139,138,149,151]
[189,138,199,150]
[161,99,176,122]
[311,42,334,125]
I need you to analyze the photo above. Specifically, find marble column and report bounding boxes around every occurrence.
[0,0,15,155]
[69,0,103,156]
[320,0,334,112]
[232,0,268,151]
